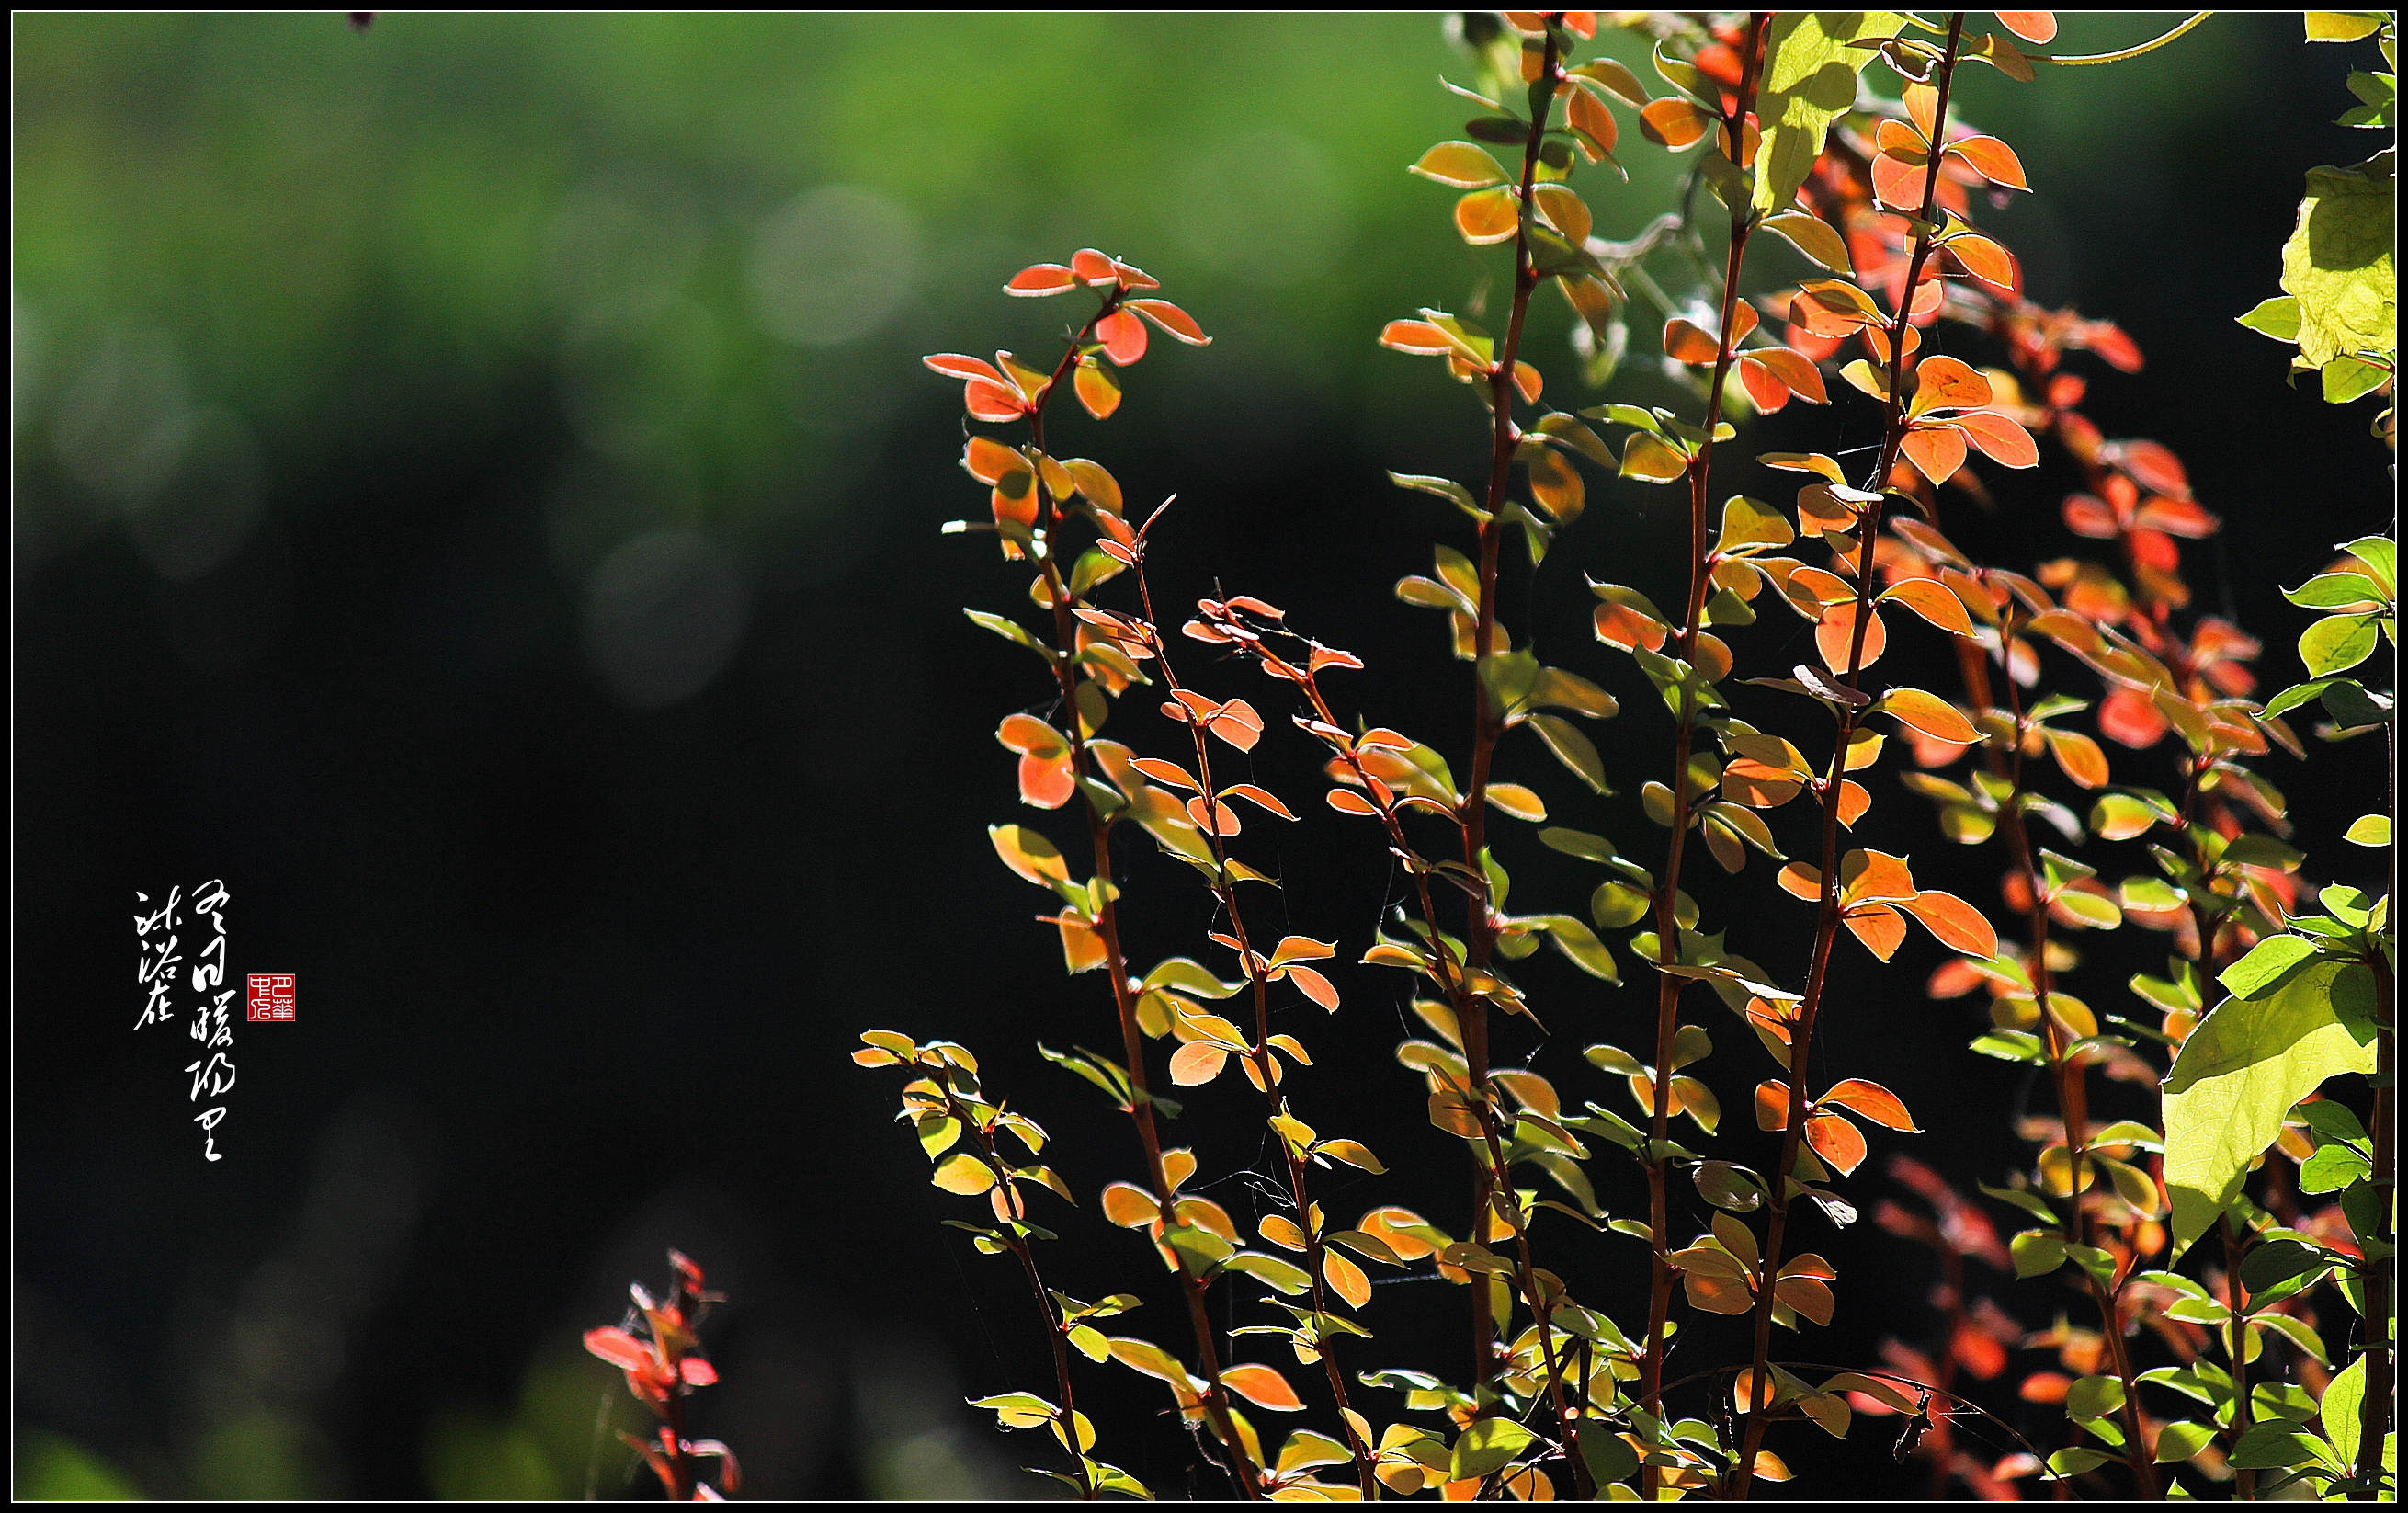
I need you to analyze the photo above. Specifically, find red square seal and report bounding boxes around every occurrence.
[246,973,296,1023]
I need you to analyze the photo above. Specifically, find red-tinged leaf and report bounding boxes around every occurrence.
[1870,147,1928,210]
[1956,411,2039,468]
[1513,360,1542,404]
[926,352,1007,383]
[1776,861,1822,900]
[1127,299,1210,346]
[1880,688,1982,745]
[2098,687,2170,748]
[1020,753,1074,810]
[1815,600,1886,674]
[1881,578,1975,637]
[1207,700,1264,751]
[1901,890,1999,958]
[1132,756,1198,791]
[2019,1371,2072,1404]
[1842,848,1918,901]
[2045,727,2109,789]
[1411,140,1509,188]
[966,378,1028,423]
[1947,135,2027,190]
[1285,964,1340,1011]
[1054,912,1107,973]
[2062,493,2118,538]
[2108,438,2189,497]
[1842,903,1909,961]
[1070,247,1118,284]
[1950,1321,2009,1379]
[1747,346,1827,404]
[2133,495,2218,537]
[1454,186,1520,245]
[1899,424,1968,486]
[1170,1040,1230,1086]
[1664,317,1721,366]
[1818,1077,1918,1132]
[1805,1111,1869,1176]
[1221,1363,1305,1411]
[1095,309,1148,367]
[586,1327,653,1373]
[1640,97,1711,149]
[1738,354,1792,413]
[1323,1247,1372,1308]
[1567,85,1617,160]
[1073,362,1120,419]
[1186,795,1241,836]
[680,1357,719,1387]
[1996,11,2057,43]
[1327,788,1380,816]
[1221,783,1296,820]
[1380,319,1455,355]
[1005,263,1079,297]
[1594,601,1670,651]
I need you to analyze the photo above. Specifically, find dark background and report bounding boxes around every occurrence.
[16,13,2392,1498]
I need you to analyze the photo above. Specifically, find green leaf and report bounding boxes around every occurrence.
[2163,961,2382,1257]
[2229,1422,2323,1471]
[1754,13,1907,215]
[1450,1417,1537,1481]
[2220,934,2320,997]
[1528,711,1610,795]
[2066,1374,2127,1420]
[2011,1228,2068,1279]
[2046,1447,2115,1478]
[1390,471,1485,521]
[2323,1355,2367,1468]
[1580,1429,1641,1487]
[2280,159,2397,370]
[2238,295,2303,343]
[2155,1420,2216,1463]
[2305,12,2388,41]
[2341,533,2396,595]
[2300,612,2380,675]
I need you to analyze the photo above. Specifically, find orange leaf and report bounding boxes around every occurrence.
[1208,699,1265,751]
[1840,848,1917,902]
[585,1327,654,1373]
[1454,187,1520,245]
[1285,964,1340,1011]
[1870,146,1928,210]
[1126,299,1209,346]
[1567,85,1618,159]
[1745,346,1826,404]
[926,352,1008,384]
[1323,1247,1372,1309]
[1773,1274,1835,1326]
[1880,578,1975,637]
[1095,308,1149,367]
[1880,688,1982,745]
[1899,424,1968,486]
[1640,97,1713,149]
[1956,411,2039,468]
[1947,134,2028,191]
[1842,903,1908,961]
[1327,788,1381,816]
[1815,599,1885,674]
[1805,1111,1868,1176]
[1941,232,2017,291]
[966,377,1028,423]
[1221,783,1295,820]
[1913,355,1993,414]
[1054,914,1106,973]
[1221,1363,1305,1411]
[1005,263,1080,297]
[1071,248,1119,285]
[1186,796,1241,836]
[1996,12,2057,43]
[2045,728,2109,789]
[1073,362,1120,420]
[1380,319,1454,355]
[1170,1041,1230,1086]
[1738,354,1792,413]
[1131,756,1198,791]
[1755,1080,1791,1131]
[1835,779,1871,829]
[1817,1077,1918,1132]
[1901,890,2000,958]
[1101,1181,1162,1228]
[1776,862,1823,900]
[1664,317,1721,366]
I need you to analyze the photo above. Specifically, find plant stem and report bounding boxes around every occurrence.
[1460,17,1564,1400]
[1131,563,1380,1499]
[1640,21,1771,1491]
[1732,17,1970,1496]
[1026,305,1264,1499]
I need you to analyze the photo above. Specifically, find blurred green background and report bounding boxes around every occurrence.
[16,12,2390,1500]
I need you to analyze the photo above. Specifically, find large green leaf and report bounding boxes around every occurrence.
[1754,13,1907,216]
[2162,960,2380,1257]
[2280,155,2397,368]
